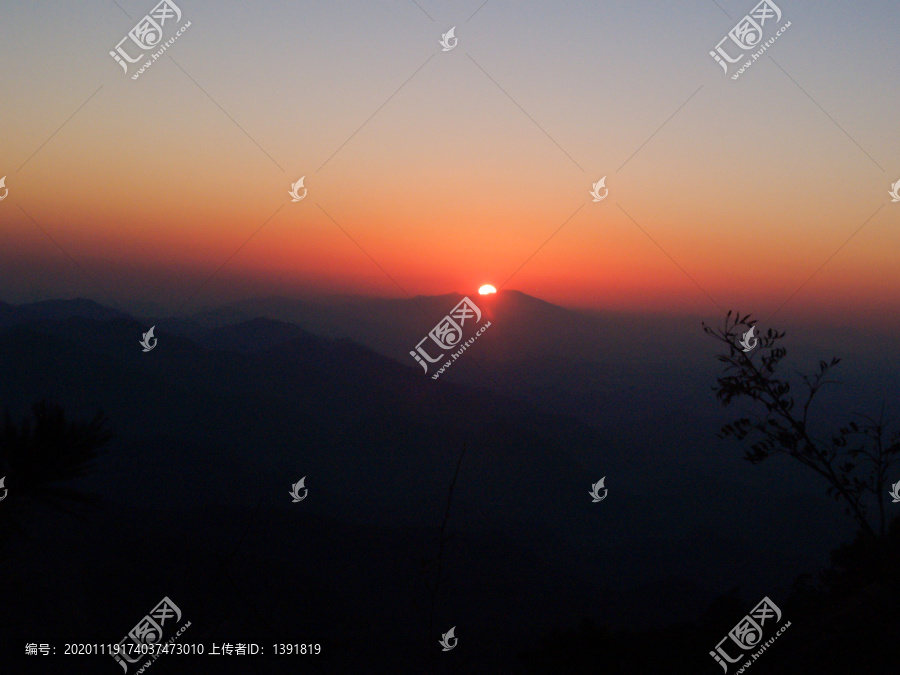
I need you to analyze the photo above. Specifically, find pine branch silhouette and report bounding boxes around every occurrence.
[0,399,113,513]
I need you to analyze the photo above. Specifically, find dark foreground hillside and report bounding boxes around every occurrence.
[1,301,897,673]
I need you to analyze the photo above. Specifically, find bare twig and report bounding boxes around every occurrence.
[428,442,466,636]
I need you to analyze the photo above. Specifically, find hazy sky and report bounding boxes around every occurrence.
[1,0,898,321]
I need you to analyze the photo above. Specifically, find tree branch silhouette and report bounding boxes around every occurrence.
[428,441,466,637]
[0,399,113,513]
[703,311,900,538]
[415,441,466,669]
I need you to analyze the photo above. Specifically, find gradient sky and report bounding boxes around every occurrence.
[1,0,899,322]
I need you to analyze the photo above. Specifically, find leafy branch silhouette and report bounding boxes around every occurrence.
[703,311,900,538]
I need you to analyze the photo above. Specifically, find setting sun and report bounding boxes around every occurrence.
[478,285,497,295]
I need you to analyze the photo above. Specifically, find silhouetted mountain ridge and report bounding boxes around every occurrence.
[0,297,126,327]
